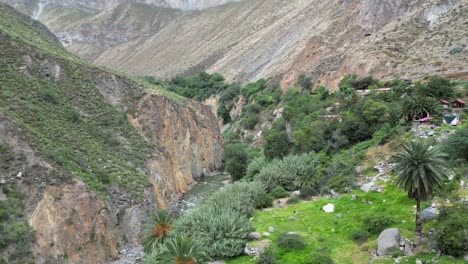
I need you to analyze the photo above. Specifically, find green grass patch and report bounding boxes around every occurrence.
[227,184,417,264]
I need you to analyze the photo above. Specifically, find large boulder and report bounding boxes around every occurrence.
[377,228,400,256]
[421,207,438,222]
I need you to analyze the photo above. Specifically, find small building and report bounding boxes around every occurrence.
[412,116,433,127]
[443,113,460,126]
[440,99,450,109]
[452,99,465,109]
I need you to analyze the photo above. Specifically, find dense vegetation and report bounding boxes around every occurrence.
[138,71,468,263]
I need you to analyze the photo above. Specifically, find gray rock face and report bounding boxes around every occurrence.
[377,228,400,256]
[421,207,438,222]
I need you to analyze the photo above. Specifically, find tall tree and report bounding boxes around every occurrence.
[391,140,450,247]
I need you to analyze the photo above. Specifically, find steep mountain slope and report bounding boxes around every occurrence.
[3,0,467,89]
[0,3,222,263]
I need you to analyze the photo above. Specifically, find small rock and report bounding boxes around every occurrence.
[368,201,373,205]
[427,131,435,136]
[289,216,296,221]
[360,182,375,192]
[16,172,22,178]
[287,232,297,235]
[268,226,275,233]
[351,195,356,201]
[247,232,262,240]
[336,213,342,218]
[355,166,365,174]
[262,232,271,237]
[415,259,422,264]
[291,190,301,197]
[0,179,6,184]
[322,203,335,213]
[421,207,438,222]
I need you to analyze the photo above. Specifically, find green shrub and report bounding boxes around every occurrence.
[306,254,334,264]
[40,88,58,104]
[271,186,289,198]
[255,246,277,264]
[362,215,395,234]
[434,204,468,257]
[241,114,260,130]
[349,230,368,244]
[286,197,300,204]
[263,129,290,160]
[277,233,306,250]
[225,143,249,181]
[246,156,267,179]
[444,127,468,160]
[172,206,251,259]
[255,193,274,209]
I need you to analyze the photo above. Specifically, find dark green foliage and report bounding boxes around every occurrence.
[225,143,249,181]
[362,215,395,234]
[286,197,300,204]
[296,73,313,91]
[255,193,274,209]
[418,77,455,100]
[434,204,468,257]
[255,246,277,264]
[306,254,334,264]
[445,127,468,160]
[264,129,290,160]
[241,114,260,130]
[277,233,306,250]
[140,210,172,254]
[349,230,368,244]
[242,79,267,98]
[271,186,289,198]
[164,72,232,101]
[401,95,440,121]
[144,236,208,264]
[40,87,59,104]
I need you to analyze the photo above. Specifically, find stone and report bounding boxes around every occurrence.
[421,207,438,222]
[427,131,435,136]
[289,216,296,221]
[247,232,262,240]
[355,166,365,174]
[336,213,342,218]
[268,226,275,233]
[291,190,301,197]
[322,203,335,213]
[415,259,422,264]
[262,232,271,237]
[377,228,400,256]
[351,195,356,201]
[0,179,5,184]
[16,172,22,178]
[360,182,375,192]
[208,261,225,264]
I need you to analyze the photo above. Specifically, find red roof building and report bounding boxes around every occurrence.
[440,100,449,105]
[452,99,465,109]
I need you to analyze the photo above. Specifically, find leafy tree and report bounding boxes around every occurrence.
[392,140,451,246]
[418,77,455,99]
[434,204,468,257]
[144,236,208,264]
[444,127,468,160]
[296,73,313,92]
[401,96,440,121]
[140,210,172,254]
[264,129,290,159]
[362,99,389,124]
[225,143,249,181]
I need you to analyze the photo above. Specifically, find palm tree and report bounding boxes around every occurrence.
[146,236,208,264]
[141,209,172,254]
[392,139,450,247]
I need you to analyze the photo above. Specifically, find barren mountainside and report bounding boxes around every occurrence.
[3,0,467,89]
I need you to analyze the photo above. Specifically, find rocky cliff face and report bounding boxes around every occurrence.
[7,0,465,90]
[0,3,222,263]
[3,0,240,13]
